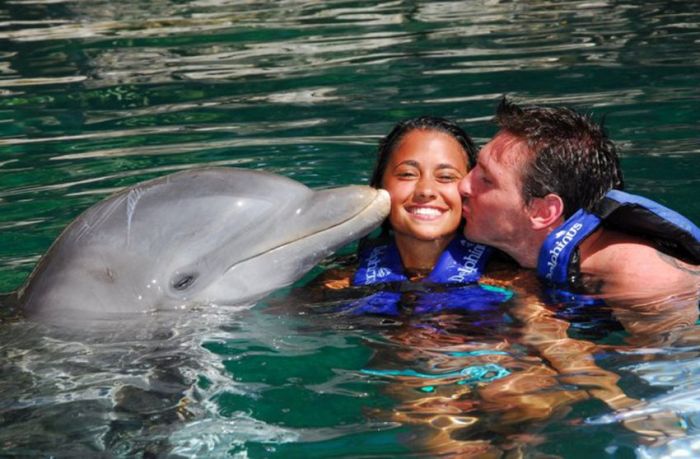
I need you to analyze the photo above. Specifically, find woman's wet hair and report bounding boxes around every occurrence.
[495,97,624,217]
[369,116,477,188]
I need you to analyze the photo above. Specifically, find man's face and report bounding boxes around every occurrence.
[458,131,534,251]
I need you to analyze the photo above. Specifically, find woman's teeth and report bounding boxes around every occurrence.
[411,207,441,217]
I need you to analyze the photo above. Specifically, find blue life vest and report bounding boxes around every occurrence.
[343,234,511,316]
[339,284,513,316]
[537,190,700,286]
[353,234,492,286]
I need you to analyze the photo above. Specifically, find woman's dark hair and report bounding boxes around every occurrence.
[369,116,477,188]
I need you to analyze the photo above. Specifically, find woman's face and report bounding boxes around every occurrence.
[381,129,468,242]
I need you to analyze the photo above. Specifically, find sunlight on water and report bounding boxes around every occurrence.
[0,0,699,457]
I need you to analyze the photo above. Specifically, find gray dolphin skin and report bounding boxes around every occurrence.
[17,167,390,325]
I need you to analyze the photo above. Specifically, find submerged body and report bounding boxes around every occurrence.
[16,167,390,325]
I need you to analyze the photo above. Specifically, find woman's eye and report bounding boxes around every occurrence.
[438,174,459,182]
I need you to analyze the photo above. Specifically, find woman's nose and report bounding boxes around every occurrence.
[414,177,437,200]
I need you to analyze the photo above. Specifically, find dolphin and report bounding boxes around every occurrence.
[14,167,390,325]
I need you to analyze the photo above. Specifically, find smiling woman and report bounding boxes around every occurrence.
[381,127,469,270]
[317,115,491,289]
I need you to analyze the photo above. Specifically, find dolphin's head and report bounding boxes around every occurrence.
[158,171,390,306]
[19,168,390,323]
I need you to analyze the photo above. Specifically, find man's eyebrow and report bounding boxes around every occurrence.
[477,158,497,180]
[476,157,491,173]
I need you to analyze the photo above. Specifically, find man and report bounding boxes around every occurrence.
[459,98,700,336]
[455,99,700,444]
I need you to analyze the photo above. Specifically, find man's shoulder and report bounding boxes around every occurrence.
[578,228,699,337]
[582,228,699,289]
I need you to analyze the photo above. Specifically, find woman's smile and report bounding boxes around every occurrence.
[406,205,447,220]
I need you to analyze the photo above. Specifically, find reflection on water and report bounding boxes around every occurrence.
[1,0,699,457]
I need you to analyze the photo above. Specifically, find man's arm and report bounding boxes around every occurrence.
[478,271,640,423]
[480,270,688,443]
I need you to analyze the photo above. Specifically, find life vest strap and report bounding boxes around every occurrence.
[595,190,700,264]
[353,234,492,286]
[537,190,700,286]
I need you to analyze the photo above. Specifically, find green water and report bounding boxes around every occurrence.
[1,1,699,457]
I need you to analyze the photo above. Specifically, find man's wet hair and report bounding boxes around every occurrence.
[494,97,624,218]
[369,115,477,188]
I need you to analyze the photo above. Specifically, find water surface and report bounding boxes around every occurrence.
[1,1,699,457]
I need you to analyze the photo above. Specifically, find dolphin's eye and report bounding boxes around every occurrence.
[172,273,197,291]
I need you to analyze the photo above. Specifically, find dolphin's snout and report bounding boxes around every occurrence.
[374,188,391,216]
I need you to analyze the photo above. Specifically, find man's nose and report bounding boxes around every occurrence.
[458,171,473,197]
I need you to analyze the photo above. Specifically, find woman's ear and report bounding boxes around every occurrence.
[528,193,565,230]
